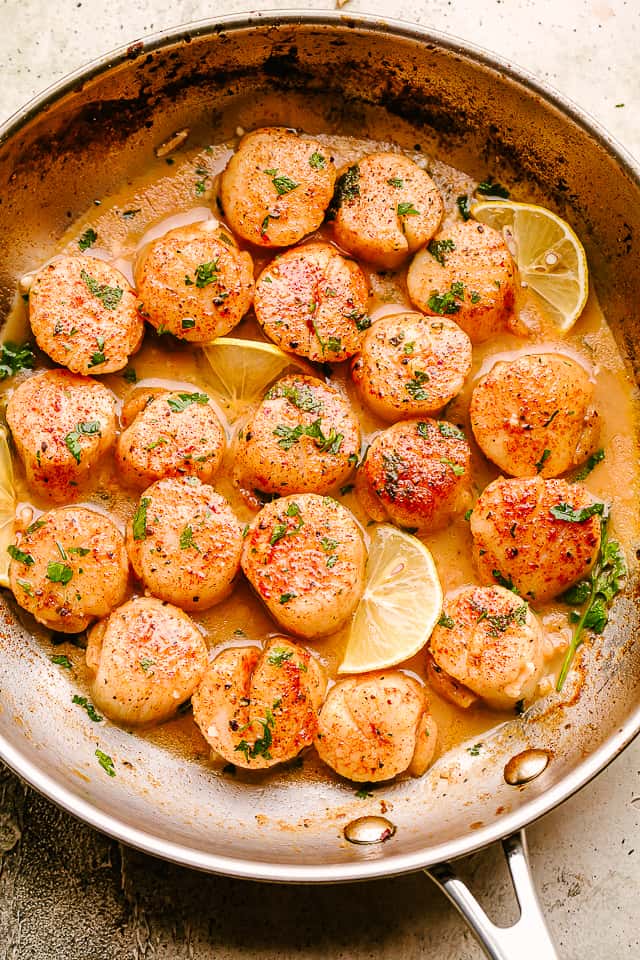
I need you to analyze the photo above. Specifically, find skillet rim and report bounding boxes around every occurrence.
[1,9,639,883]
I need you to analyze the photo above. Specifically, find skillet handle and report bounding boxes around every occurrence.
[424,829,559,960]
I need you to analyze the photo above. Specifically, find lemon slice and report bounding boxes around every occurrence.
[339,524,443,674]
[472,200,588,332]
[0,427,17,589]
[201,337,314,420]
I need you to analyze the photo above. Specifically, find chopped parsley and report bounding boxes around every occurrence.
[184,260,219,289]
[467,743,483,757]
[167,392,209,412]
[7,544,34,566]
[139,657,155,673]
[181,317,196,329]
[273,419,343,455]
[574,449,605,481]
[470,291,482,304]
[72,694,103,722]
[95,749,115,777]
[80,268,123,311]
[123,368,138,384]
[535,448,551,473]
[405,370,430,401]
[46,562,73,585]
[132,497,150,541]
[387,177,404,188]
[549,501,605,523]
[427,283,464,315]
[279,592,297,605]
[17,579,34,596]
[382,450,404,500]
[235,708,276,762]
[456,194,471,220]
[309,151,326,170]
[64,421,102,465]
[556,506,626,691]
[476,179,510,199]
[179,525,200,551]
[440,458,465,476]
[397,201,420,216]
[267,647,294,667]
[427,238,455,265]
[438,422,466,440]
[438,613,455,629]
[78,227,97,251]
[263,169,298,195]
[267,381,322,414]
[492,569,519,593]
[355,787,373,799]
[51,654,72,669]
[0,341,35,379]
[327,164,360,219]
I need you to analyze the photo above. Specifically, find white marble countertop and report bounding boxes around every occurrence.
[0,2,638,958]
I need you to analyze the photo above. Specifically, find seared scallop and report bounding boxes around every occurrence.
[234,374,360,496]
[116,388,225,489]
[241,493,366,638]
[330,152,443,269]
[470,476,602,601]
[351,311,472,421]
[86,596,208,726]
[134,221,254,342]
[8,506,129,633]
[29,255,144,374]
[407,221,516,342]
[126,477,242,612]
[254,242,369,362]
[6,369,116,502]
[470,353,600,477]
[315,672,437,782]
[219,127,336,247]
[192,635,326,769]
[429,585,545,710]
[356,418,472,531]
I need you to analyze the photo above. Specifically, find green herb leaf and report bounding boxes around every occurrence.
[267,647,294,667]
[438,613,455,629]
[467,743,483,757]
[73,694,102,722]
[397,201,420,216]
[132,497,150,541]
[167,392,209,412]
[123,368,138,384]
[139,657,155,673]
[535,448,551,473]
[80,268,123,311]
[327,164,360,219]
[95,749,115,776]
[271,174,299,195]
[17,578,34,596]
[181,317,196,329]
[51,654,72,669]
[279,592,297,605]
[573,449,605,481]
[309,151,326,170]
[64,420,102,465]
[440,458,465,477]
[0,341,35,380]
[476,179,510,199]
[427,238,455,265]
[273,424,305,450]
[46,561,73,585]
[427,285,462,315]
[387,177,404,188]
[550,501,605,523]
[7,544,34,566]
[492,569,519,593]
[184,260,220,289]
[405,370,430,401]
[78,227,97,251]
[456,194,471,220]
[556,509,626,691]
[438,422,466,440]
[179,525,200,551]
[355,787,373,799]
[68,548,89,560]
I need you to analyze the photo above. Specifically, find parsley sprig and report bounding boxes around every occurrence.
[556,506,626,691]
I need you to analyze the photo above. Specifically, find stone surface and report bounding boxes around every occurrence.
[0,1,639,958]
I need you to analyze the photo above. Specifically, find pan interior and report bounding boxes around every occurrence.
[0,16,639,879]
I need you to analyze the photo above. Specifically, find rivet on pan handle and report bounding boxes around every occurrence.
[425,829,559,960]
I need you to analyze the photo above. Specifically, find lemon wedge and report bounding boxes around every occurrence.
[339,524,443,674]
[0,427,17,589]
[472,200,588,332]
[201,337,314,421]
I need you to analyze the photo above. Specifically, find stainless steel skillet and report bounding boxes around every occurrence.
[0,12,639,959]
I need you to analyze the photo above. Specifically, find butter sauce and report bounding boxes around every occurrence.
[3,131,639,777]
